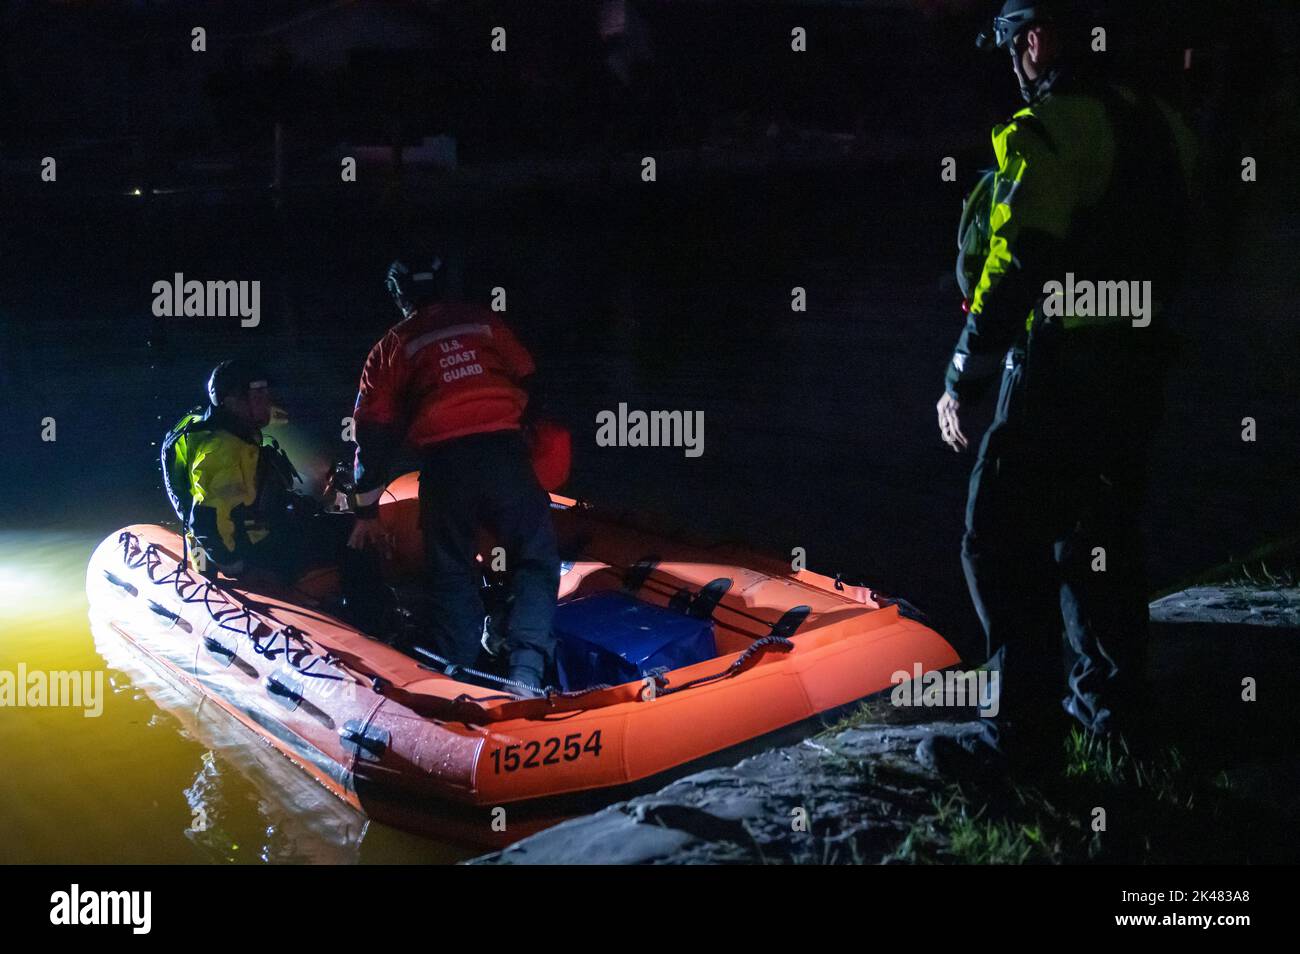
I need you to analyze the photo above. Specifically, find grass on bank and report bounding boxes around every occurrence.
[885,729,1247,865]
[1151,531,1300,598]
[801,703,1250,864]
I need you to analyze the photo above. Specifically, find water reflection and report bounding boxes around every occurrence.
[92,617,371,864]
[0,530,466,864]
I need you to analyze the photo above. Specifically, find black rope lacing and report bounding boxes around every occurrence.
[117,531,363,688]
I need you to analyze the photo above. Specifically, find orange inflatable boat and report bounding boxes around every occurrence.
[87,474,959,845]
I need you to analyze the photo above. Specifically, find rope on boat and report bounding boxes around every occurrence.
[655,634,794,696]
[116,530,373,689]
[411,646,558,698]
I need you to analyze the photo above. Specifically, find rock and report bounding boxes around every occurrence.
[628,803,755,844]
[482,808,700,865]
[1150,584,1300,627]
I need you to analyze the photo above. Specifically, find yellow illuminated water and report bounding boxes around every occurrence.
[0,531,471,864]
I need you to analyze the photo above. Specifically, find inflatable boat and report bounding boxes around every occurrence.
[87,474,959,845]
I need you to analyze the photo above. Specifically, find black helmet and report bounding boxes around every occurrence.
[385,256,446,312]
[976,0,1065,51]
[978,0,1086,103]
[207,358,271,407]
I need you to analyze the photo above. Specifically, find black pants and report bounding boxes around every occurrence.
[962,336,1159,750]
[417,430,560,676]
[249,506,389,632]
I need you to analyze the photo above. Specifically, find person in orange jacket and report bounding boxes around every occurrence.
[347,256,560,696]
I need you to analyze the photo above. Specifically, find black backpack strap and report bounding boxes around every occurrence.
[263,437,301,487]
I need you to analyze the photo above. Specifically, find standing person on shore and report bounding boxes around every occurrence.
[927,0,1195,774]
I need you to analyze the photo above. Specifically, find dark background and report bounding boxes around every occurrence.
[2,0,1297,660]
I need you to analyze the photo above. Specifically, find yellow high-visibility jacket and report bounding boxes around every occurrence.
[162,407,292,571]
[945,79,1196,400]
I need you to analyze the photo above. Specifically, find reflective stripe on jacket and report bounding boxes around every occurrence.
[352,302,536,499]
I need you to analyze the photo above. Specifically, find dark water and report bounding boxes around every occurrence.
[2,165,1298,862]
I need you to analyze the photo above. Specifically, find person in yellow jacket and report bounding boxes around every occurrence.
[162,359,388,629]
[925,0,1196,775]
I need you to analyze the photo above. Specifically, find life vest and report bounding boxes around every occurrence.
[160,406,300,531]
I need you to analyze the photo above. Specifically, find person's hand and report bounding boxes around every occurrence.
[936,391,969,452]
[348,517,393,558]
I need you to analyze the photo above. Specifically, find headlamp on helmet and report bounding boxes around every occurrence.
[976,0,1056,51]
